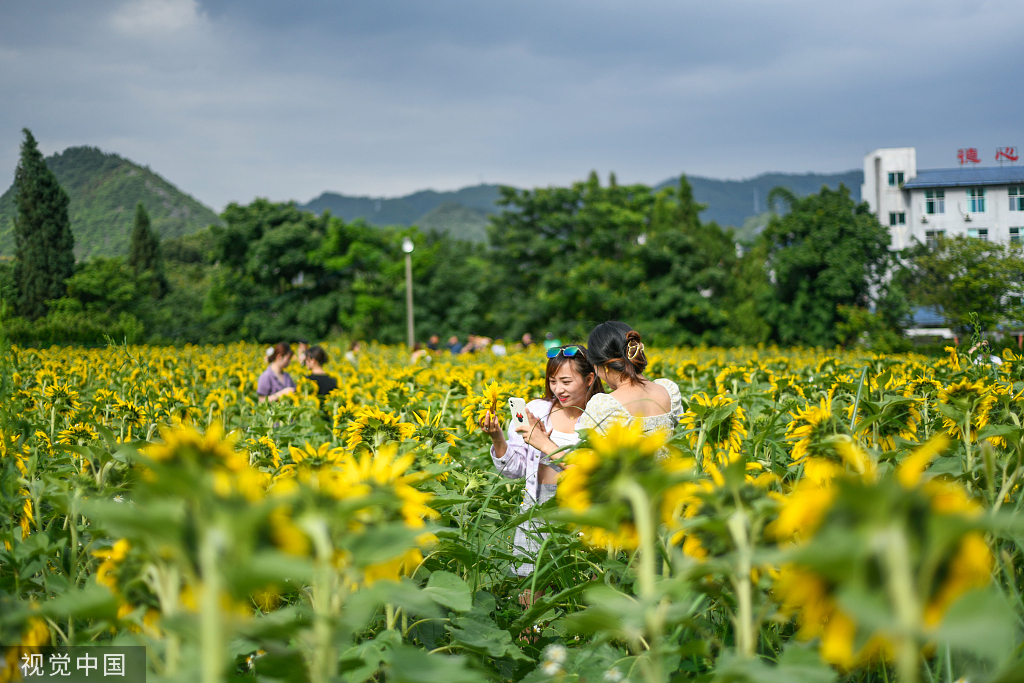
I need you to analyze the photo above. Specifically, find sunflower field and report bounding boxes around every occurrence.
[2,341,1024,683]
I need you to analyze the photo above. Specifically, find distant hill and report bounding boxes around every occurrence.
[0,146,221,259]
[302,184,503,228]
[301,171,863,242]
[417,201,490,242]
[656,170,864,232]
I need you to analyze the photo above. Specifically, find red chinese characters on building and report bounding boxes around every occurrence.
[958,148,981,164]
[996,147,1019,162]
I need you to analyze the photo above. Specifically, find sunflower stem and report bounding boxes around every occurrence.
[619,479,663,683]
[726,509,755,658]
[963,410,973,475]
[694,422,708,470]
[882,523,920,683]
[199,526,226,683]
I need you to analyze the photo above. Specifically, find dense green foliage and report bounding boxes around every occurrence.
[898,236,1024,335]
[12,129,76,320]
[302,171,864,241]
[759,185,895,347]
[128,202,168,297]
[3,162,1009,349]
[0,146,221,259]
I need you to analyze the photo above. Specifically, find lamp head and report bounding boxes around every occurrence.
[401,237,414,254]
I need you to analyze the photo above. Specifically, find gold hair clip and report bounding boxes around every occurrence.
[627,341,644,360]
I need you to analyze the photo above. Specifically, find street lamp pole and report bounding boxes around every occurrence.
[402,237,414,348]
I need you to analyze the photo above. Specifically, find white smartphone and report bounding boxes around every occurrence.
[508,397,528,431]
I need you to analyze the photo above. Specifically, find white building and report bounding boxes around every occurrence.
[863,148,1024,249]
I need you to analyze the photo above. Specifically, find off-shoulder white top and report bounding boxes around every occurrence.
[575,378,683,437]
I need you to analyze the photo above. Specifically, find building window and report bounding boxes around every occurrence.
[967,228,988,240]
[888,212,906,226]
[1011,228,1021,245]
[925,230,945,248]
[925,189,945,214]
[967,187,986,213]
[1010,186,1024,211]
[887,172,905,187]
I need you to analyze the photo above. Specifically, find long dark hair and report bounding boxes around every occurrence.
[269,342,293,363]
[586,321,648,385]
[542,345,604,405]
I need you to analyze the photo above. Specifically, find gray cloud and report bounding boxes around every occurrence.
[1,0,1022,210]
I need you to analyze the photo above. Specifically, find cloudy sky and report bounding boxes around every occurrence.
[1,0,1022,210]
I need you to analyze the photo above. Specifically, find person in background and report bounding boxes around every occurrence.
[257,342,297,403]
[295,339,310,367]
[303,345,338,396]
[491,338,507,356]
[461,335,491,354]
[410,342,430,364]
[447,336,463,354]
[969,340,1004,366]
[521,333,534,348]
[542,332,561,350]
[427,335,440,351]
[344,341,362,365]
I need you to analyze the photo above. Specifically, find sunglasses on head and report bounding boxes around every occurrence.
[546,345,583,359]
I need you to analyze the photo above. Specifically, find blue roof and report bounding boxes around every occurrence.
[911,306,945,327]
[903,166,1024,189]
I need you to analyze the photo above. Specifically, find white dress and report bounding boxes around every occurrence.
[490,399,581,575]
[575,378,683,438]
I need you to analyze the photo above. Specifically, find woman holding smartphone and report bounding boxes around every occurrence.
[479,345,602,577]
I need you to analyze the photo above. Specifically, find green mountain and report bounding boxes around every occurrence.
[0,146,221,259]
[416,201,489,242]
[655,170,864,231]
[300,171,863,241]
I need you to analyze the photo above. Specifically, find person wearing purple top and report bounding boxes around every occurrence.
[257,342,297,402]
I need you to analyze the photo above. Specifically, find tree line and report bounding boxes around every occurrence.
[2,128,1021,349]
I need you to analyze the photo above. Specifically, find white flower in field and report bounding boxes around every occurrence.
[541,660,562,676]
[113,495,124,503]
[603,668,624,682]
[543,644,567,664]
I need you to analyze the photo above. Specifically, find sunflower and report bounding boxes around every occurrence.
[558,422,678,552]
[58,422,99,446]
[786,395,845,463]
[680,392,747,469]
[773,436,993,671]
[937,379,996,440]
[43,382,79,416]
[715,366,750,394]
[412,408,456,449]
[113,398,148,439]
[345,407,416,450]
[246,435,281,468]
[93,539,132,594]
[461,380,514,432]
[332,401,360,439]
[852,400,920,452]
[145,422,240,470]
[334,445,439,530]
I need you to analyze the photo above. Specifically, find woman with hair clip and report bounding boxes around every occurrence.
[257,342,297,403]
[576,321,682,437]
[479,344,603,577]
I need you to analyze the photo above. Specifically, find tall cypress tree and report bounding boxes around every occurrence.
[12,128,75,320]
[127,202,167,297]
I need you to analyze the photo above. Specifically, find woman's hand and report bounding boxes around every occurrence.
[479,411,508,458]
[271,386,295,402]
[515,410,555,454]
